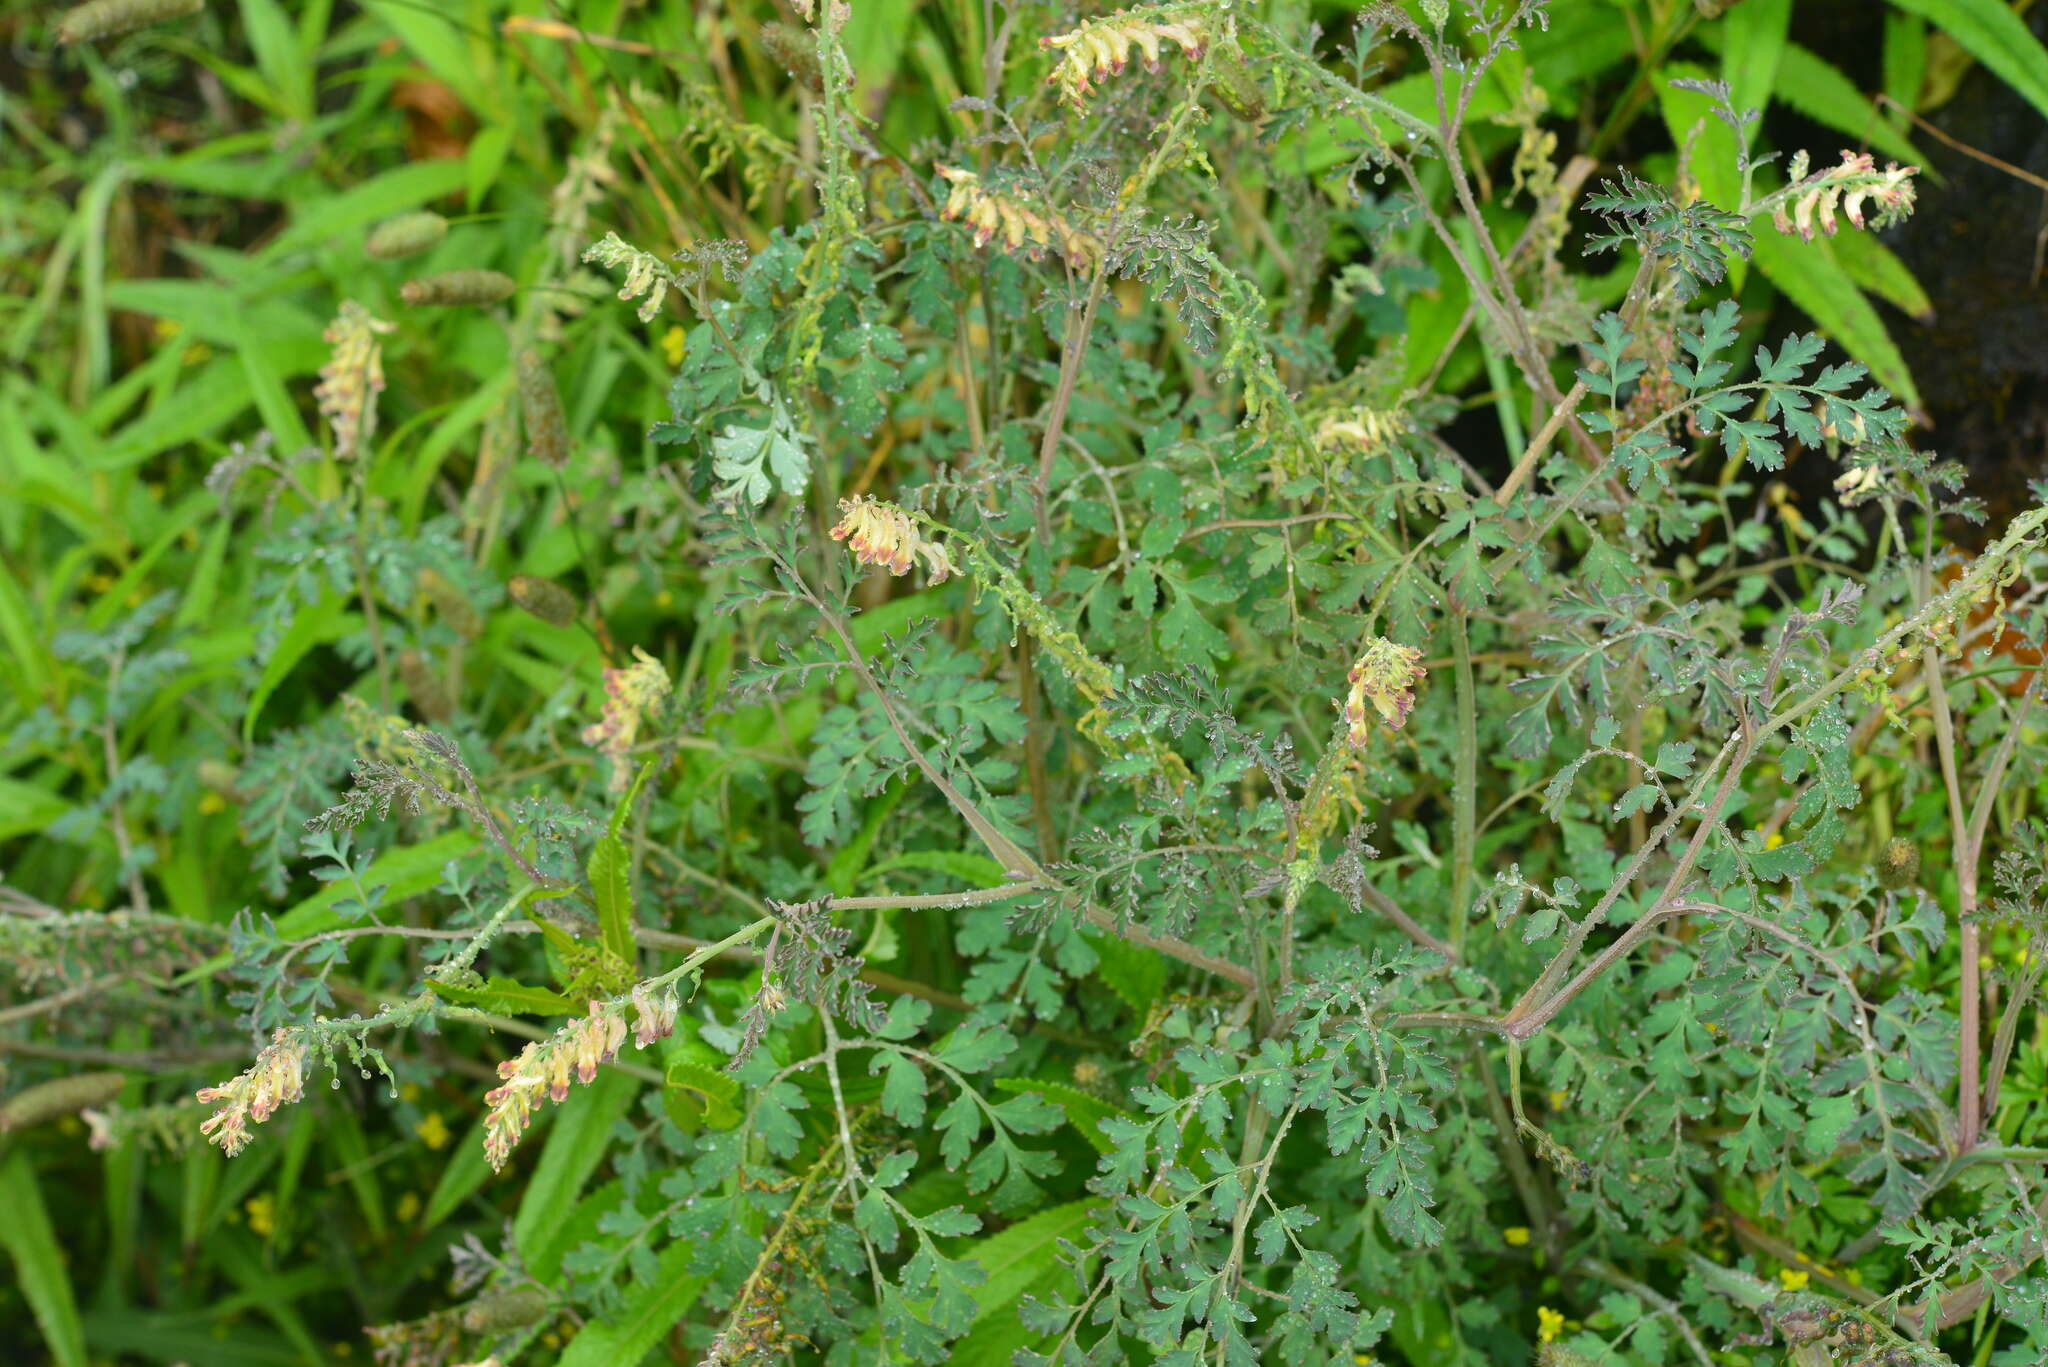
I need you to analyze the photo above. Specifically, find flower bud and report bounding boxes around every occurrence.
[509,575,579,628]
[401,270,516,307]
[365,211,449,260]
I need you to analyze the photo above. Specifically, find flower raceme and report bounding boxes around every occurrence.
[935,167,1100,269]
[830,496,957,584]
[483,985,679,1170]
[196,1028,307,1156]
[1040,8,1209,108]
[581,646,671,790]
[1772,151,1918,241]
[1344,638,1427,744]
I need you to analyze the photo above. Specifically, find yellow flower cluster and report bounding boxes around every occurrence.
[483,987,678,1170]
[936,166,1100,268]
[1772,151,1918,241]
[1343,638,1427,743]
[830,495,958,584]
[581,646,671,790]
[1039,9,1209,108]
[313,301,395,462]
[196,1028,307,1156]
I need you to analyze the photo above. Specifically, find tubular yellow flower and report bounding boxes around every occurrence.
[1040,9,1209,108]
[314,301,395,462]
[830,496,957,585]
[1503,1226,1531,1246]
[935,166,1101,269]
[1343,638,1427,743]
[581,647,671,790]
[481,993,677,1170]
[196,1028,307,1156]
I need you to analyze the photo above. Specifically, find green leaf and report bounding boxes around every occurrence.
[1749,230,1922,413]
[1720,0,1791,136]
[1830,227,1933,320]
[514,1067,640,1279]
[1890,0,2048,124]
[588,835,637,967]
[427,975,578,1017]
[664,1060,743,1132]
[993,1078,1133,1155]
[712,415,809,506]
[0,1153,87,1367]
[242,595,360,743]
[554,1239,703,1367]
[420,1113,495,1232]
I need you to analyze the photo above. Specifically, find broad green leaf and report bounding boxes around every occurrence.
[420,1113,495,1232]
[242,594,359,743]
[1720,0,1791,133]
[1830,227,1933,320]
[554,1239,703,1367]
[588,835,637,967]
[1890,0,2048,124]
[664,1060,743,1131]
[0,1154,87,1367]
[428,976,579,1017]
[514,1066,640,1278]
[993,1078,1132,1154]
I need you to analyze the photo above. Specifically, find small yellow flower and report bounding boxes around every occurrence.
[415,1111,451,1151]
[1537,1306,1564,1342]
[245,1193,276,1237]
[661,325,686,367]
[1844,1268,1862,1286]
[198,791,226,816]
[1548,1089,1568,1109]
[1764,832,1785,850]
[395,1191,421,1223]
[400,1083,421,1102]
[1778,1268,1809,1291]
[1503,1226,1530,1246]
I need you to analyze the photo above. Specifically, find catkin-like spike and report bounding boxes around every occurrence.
[401,269,516,307]
[759,22,823,93]
[56,0,202,44]
[461,1285,552,1334]
[365,211,449,260]
[509,574,579,628]
[416,567,483,639]
[396,650,453,721]
[0,1073,126,1132]
[517,350,568,468]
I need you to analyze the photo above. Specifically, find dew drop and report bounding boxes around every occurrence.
[330,1078,341,1090]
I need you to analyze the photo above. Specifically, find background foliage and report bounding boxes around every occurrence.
[8,0,2048,1364]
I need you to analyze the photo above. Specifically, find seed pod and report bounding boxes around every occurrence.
[397,650,453,722]
[518,350,568,469]
[759,22,823,94]
[365,211,448,260]
[461,1284,551,1335]
[0,1073,126,1132]
[401,269,515,308]
[56,0,202,44]
[1876,837,1921,889]
[508,574,579,628]
[416,567,482,639]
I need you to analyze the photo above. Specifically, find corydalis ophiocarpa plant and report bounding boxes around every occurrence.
[1039,6,1210,107]
[582,647,670,789]
[195,1028,305,1156]
[829,495,957,584]
[1770,150,1919,241]
[313,301,393,462]
[1344,637,1427,742]
[935,166,1101,268]
[483,987,677,1169]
